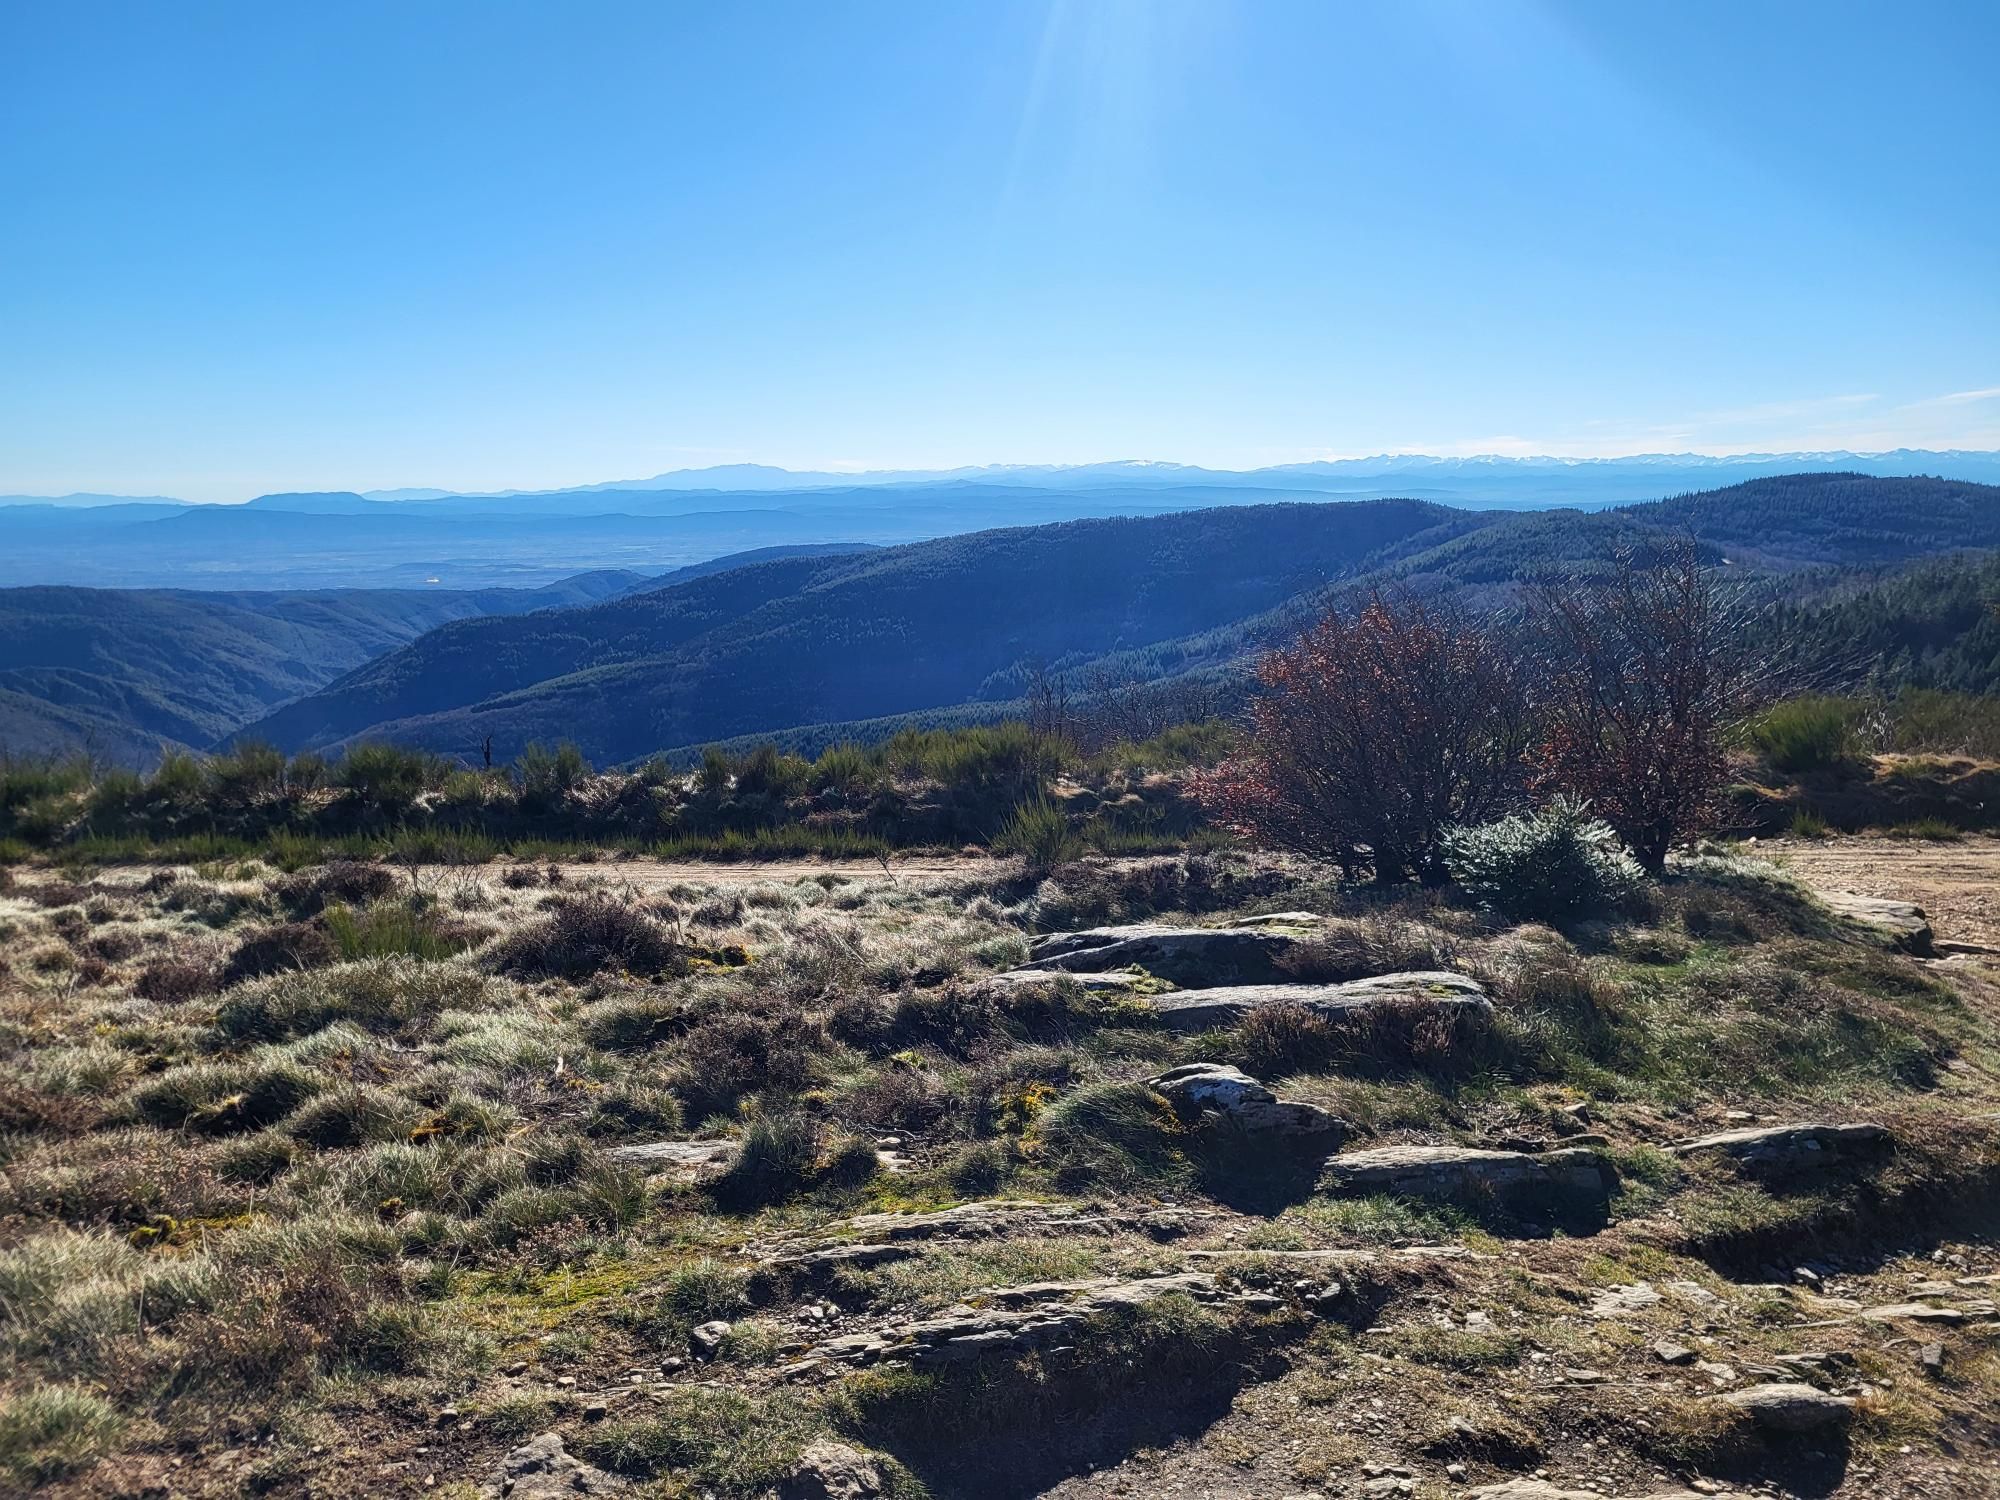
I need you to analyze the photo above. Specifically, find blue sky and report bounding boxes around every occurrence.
[2,0,1996,501]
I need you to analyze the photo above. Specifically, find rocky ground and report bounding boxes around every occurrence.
[1,839,1997,1499]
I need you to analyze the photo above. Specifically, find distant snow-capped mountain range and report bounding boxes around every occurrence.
[4,448,1998,511]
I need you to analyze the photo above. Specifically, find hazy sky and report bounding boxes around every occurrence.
[3,0,1996,501]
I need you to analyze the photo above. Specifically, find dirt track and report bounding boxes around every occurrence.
[537,836,2000,949]
[1763,833,2000,949]
[529,853,1001,889]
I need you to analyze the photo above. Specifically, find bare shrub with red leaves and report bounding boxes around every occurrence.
[1526,536,1768,871]
[1192,591,1528,883]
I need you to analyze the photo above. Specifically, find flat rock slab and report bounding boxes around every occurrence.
[787,1272,1241,1371]
[781,1441,884,1500]
[1318,1144,1613,1215]
[1822,891,1934,954]
[1670,1122,1891,1175]
[1471,1485,1754,1500]
[606,1137,901,1182]
[1149,1062,1346,1139]
[1711,1380,1855,1433]
[834,1199,1103,1243]
[1019,919,1324,986]
[1857,1302,1970,1324]
[601,1139,736,1179]
[755,1200,1210,1280]
[1142,972,1491,1030]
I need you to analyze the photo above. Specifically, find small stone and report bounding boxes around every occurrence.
[583,1400,608,1421]
[1653,1340,1697,1365]
[690,1320,733,1359]
[1589,1283,1662,1318]
[555,1376,576,1388]
[435,1406,460,1426]
[479,1432,627,1499]
[660,1356,686,1374]
[1919,1342,1946,1377]
[501,1361,529,1377]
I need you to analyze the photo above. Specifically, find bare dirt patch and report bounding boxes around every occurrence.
[1762,834,2000,951]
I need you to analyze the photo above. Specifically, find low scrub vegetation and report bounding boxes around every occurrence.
[0,718,1218,866]
[0,817,1990,1494]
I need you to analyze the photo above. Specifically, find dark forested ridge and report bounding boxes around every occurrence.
[0,573,644,764]
[1764,550,2000,696]
[239,500,1486,760]
[236,474,1999,765]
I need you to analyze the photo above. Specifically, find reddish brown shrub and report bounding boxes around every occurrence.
[1193,592,1527,882]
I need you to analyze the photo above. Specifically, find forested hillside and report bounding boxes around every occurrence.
[0,574,642,764]
[240,501,1485,760]
[1767,551,2000,696]
[239,473,1999,765]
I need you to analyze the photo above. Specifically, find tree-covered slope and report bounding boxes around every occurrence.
[0,573,644,763]
[231,473,2000,766]
[240,501,1485,760]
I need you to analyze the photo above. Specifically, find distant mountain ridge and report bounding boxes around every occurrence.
[9,451,1999,593]
[8,448,2000,509]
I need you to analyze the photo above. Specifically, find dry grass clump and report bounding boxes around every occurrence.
[130,1057,323,1134]
[672,1007,825,1119]
[1277,911,1461,983]
[1237,995,1483,1079]
[215,957,500,1043]
[133,952,221,1003]
[219,919,337,986]
[0,1384,125,1487]
[273,858,398,915]
[485,891,688,979]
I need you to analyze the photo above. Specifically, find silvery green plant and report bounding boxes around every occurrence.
[1442,796,1644,922]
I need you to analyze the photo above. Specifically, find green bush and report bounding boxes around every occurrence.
[884,722,1068,809]
[207,740,288,809]
[516,741,591,810]
[809,742,878,792]
[1746,695,1862,772]
[338,742,448,814]
[1442,797,1644,923]
[1884,688,2000,758]
[992,797,1081,871]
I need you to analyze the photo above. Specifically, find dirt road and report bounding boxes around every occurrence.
[528,853,1002,889]
[1762,833,2000,950]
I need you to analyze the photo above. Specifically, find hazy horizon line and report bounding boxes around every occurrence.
[7,443,2000,508]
